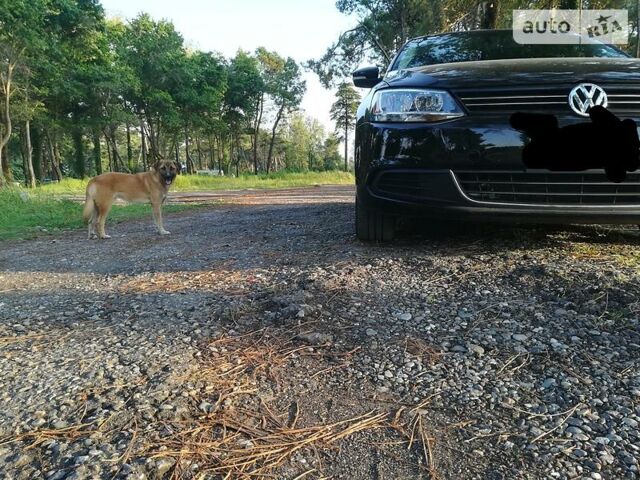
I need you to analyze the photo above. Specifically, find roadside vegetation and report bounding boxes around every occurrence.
[0,171,354,240]
[0,2,351,191]
[38,171,355,196]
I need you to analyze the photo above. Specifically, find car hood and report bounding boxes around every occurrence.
[383,57,640,90]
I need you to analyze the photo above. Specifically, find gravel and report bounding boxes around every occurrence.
[0,187,639,479]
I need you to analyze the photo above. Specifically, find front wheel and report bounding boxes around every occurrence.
[355,197,396,242]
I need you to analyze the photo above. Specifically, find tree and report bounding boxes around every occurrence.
[0,0,48,184]
[330,82,360,172]
[0,6,346,184]
[252,48,281,174]
[265,58,305,173]
[309,0,591,88]
[224,50,263,175]
[322,134,343,171]
[174,51,227,173]
[120,14,185,159]
[283,112,326,171]
[308,0,442,87]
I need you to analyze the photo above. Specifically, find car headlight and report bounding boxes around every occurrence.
[370,89,465,122]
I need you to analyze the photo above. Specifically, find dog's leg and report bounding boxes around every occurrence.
[97,201,112,239]
[87,208,98,239]
[91,210,99,239]
[87,213,93,240]
[152,200,170,235]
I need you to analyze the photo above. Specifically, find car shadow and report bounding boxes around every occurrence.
[396,219,640,249]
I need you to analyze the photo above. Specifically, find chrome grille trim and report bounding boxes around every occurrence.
[454,84,640,114]
[463,101,566,107]
[452,170,640,207]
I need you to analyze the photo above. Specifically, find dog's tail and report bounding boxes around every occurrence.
[83,182,96,223]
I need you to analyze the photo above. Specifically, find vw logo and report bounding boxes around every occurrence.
[568,83,608,117]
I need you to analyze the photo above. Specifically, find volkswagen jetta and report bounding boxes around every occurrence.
[353,29,640,241]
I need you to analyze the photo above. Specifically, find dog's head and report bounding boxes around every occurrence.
[154,159,179,187]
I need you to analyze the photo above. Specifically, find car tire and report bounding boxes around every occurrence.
[355,197,395,242]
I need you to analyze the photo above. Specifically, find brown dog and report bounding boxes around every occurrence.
[83,159,178,239]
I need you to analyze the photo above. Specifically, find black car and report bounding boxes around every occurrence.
[353,29,640,241]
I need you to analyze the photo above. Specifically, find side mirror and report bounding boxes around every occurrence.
[353,66,381,88]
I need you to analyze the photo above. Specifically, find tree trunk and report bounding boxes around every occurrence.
[46,130,62,181]
[20,127,28,186]
[104,127,126,172]
[93,130,102,175]
[32,126,42,182]
[42,131,50,179]
[344,123,348,172]
[209,134,215,170]
[105,133,113,172]
[156,118,163,158]
[73,125,85,178]
[146,114,159,160]
[117,127,128,171]
[0,62,15,185]
[107,126,125,172]
[140,119,148,170]
[217,135,224,173]
[399,4,408,44]
[184,126,195,174]
[230,136,237,176]
[24,121,35,188]
[267,106,285,174]
[126,122,134,172]
[53,137,62,180]
[1,142,10,183]
[253,92,264,174]
[196,135,203,170]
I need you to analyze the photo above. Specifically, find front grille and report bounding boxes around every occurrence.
[374,171,448,201]
[455,170,640,205]
[455,84,640,115]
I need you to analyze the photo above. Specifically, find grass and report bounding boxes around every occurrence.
[38,170,354,195]
[1,171,352,241]
[0,189,195,241]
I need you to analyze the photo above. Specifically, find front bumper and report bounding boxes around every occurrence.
[359,169,640,224]
[355,115,640,224]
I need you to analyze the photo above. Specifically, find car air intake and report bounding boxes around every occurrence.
[454,170,640,205]
[455,85,640,115]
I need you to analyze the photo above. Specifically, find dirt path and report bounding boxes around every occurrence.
[63,184,355,205]
[1,187,639,479]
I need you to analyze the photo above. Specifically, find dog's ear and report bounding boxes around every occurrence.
[510,112,558,138]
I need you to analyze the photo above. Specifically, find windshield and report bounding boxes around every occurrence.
[391,30,630,71]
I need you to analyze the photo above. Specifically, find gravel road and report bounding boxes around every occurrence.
[1,185,639,479]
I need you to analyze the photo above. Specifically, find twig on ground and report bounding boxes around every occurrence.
[531,404,581,443]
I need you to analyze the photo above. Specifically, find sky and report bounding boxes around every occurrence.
[100,0,358,130]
